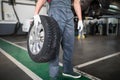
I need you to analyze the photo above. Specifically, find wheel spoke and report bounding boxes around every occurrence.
[29,24,45,55]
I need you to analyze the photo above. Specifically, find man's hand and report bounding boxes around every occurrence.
[33,15,41,26]
[77,20,83,32]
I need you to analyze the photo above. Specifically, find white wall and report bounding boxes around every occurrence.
[108,18,118,24]
[0,0,48,23]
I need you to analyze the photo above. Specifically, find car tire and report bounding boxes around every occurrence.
[27,15,60,63]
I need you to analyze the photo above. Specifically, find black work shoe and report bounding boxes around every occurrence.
[62,72,81,79]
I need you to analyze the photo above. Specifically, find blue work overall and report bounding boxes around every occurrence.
[48,0,74,78]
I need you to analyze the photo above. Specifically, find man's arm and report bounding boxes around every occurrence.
[33,0,46,26]
[73,0,82,20]
[34,0,46,15]
[73,0,83,39]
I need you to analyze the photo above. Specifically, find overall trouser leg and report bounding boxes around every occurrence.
[49,20,65,78]
[48,3,74,78]
[62,17,74,73]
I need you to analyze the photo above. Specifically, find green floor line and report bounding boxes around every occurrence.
[0,39,91,80]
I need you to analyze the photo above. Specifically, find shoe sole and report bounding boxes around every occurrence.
[62,73,81,79]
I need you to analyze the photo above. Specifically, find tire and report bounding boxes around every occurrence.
[27,15,60,63]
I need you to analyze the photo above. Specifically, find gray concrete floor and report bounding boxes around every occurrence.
[0,52,32,80]
[78,54,120,80]
[0,35,120,80]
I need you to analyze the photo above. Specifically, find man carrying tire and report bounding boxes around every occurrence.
[33,0,83,80]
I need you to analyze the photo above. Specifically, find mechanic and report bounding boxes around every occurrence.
[33,0,83,79]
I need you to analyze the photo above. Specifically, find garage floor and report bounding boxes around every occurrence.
[0,35,120,80]
[0,52,33,80]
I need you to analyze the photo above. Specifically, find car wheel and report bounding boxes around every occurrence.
[27,15,60,62]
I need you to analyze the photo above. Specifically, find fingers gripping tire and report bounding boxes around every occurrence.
[27,15,60,62]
